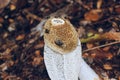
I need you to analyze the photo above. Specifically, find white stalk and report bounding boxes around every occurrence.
[44,40,100,80]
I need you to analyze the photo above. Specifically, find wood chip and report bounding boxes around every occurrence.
[35,50,41,56]
[86,43,94,49]
[97,0,102,9]
[10,4,16,11]
[16,34,25,40]
[103,64,112,70]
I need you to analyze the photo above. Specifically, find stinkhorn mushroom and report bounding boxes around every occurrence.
[34,17,100,80]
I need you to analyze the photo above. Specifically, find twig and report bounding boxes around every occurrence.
[38,0,47,8]
[117,48,120,55]
[91,15,120,25]
[23,9,42,21]
[4,75,19,80]
[83,41,120,53]
[75,0,91,10]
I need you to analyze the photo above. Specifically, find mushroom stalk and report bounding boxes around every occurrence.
[79,56,99,80]
[44,40,100,80]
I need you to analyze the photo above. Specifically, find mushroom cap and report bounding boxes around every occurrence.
[43,18,78,54]
[0,0,10,9]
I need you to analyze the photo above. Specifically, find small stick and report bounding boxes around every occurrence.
[4,75,18,80]
[23,9,42,21]
[83,41,120,53]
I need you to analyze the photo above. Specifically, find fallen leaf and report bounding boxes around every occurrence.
[10,4,16,11]
[118,76,120,80]
[106,53,113,60]
[0,63,8,71]
[3,32,9,38]
[91,53,96,58]
[82,53,89,58]
[84,9,102,21]
[104,32,120,41]
[90,49,113,60]
[34,41,44,49]
[97,0,102,9]
[101,72,109,80]
[32,57,43,66]
[86,43,94,49]
[8,19,14,23]
[102,46,111,52]
[16,34,25,40]
[28,39,36,44]
[115,6,120,14]
[103,64,112,70]
[0,17,4,23]
[35,50,41,56]
[7,60,14,67]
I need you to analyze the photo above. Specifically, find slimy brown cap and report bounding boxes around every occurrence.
[44,17,78,54]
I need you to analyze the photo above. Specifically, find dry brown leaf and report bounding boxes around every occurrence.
[35,50,41,56]
[10,4,16,11]
[103,64,112,70]
[86,43,94,49]
[104,32,120,41]
[82,53,89,58]
[97,0,102,9]
[115,6,120,14]
[32,57,43,66]
[0,63,8,71]
[84,9,102,21]
[91,53,96,58]
[106,53,113,59]
[118,76,120,80]
[7,60,14,67]
[0,17,4,23]
[102,46,111,52]
[28,39,36,44]
[90,49,113,59]
[34,41,44,49]
[3,32,9,38]
[16,34,25,40]
[0,0,10,9]
[109,7,114,13]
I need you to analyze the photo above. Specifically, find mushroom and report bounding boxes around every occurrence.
[34,17,100,80]
[0,0,10,13]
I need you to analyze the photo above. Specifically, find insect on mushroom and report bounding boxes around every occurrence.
[33,17,101,80]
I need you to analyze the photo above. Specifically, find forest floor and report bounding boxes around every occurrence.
[0,0,120,80]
